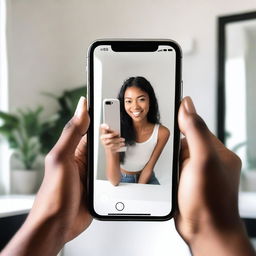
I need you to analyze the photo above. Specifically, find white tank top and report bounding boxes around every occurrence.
[120,124,160,172]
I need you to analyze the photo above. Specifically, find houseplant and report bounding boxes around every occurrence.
[0,86,86,194]
[0,107,43,194]
[40,86,86,154]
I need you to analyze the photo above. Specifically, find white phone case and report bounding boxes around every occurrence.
[103,98,126,152]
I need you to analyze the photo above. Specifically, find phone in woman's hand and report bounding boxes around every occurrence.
[86,39,182,220]
[103,98,126,152]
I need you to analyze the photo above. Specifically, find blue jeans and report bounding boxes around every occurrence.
[120,172,160,185]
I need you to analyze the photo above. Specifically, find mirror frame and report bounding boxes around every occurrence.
[217,10,256,144]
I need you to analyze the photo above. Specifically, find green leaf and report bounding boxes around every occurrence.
[0,111,19,127]
[40,86,86,154]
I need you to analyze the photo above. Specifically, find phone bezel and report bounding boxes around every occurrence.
[87,39,182,221]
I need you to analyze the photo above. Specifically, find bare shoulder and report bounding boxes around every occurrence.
[158,125,170,141]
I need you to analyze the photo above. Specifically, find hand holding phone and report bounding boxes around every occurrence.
[100,124,125,153]
[102,98,126,152]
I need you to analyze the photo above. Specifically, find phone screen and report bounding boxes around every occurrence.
[88,41,181,219]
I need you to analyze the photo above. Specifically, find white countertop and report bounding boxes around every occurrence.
[0,195,35,218]
[0,192,255,219]
[239,192,256,219]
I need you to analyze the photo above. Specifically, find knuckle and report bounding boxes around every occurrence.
[45,148,66,166]
[187,114,208,132]
[64,117,83,135]
[105,139,111,145]
[230,151,242,169]
[45,150,59,166]
[64,119,74,130]
[196,151,218,169]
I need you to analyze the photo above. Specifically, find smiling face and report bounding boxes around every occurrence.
[124,86,150,122]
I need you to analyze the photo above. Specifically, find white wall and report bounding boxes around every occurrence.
[7,0,256,129]
[0,0,9,194]
[5,0,256,255]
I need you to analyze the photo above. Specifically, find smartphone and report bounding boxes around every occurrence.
[87,39,182,221]
[103,98,126,152]
[103,98,120,134]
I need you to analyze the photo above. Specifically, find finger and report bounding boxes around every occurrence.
[100,124,119,136]
[180,138,189,162]
[52,96,90,157]
[75,135,88,184]
[100,124,109,135]
[178,97,213,160]
[104,138,124,146]
[109,142,125,151]
[75,134,87,166]
[100,131,121,140]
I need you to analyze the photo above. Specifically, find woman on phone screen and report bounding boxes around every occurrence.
[100,76,170,186]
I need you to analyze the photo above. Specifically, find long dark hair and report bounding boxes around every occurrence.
[118,76,160,163]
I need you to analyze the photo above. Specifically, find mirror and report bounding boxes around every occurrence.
[218,11,256,191]
[94,47,175,186]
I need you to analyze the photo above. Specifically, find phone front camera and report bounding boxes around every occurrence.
[106,101,112,105]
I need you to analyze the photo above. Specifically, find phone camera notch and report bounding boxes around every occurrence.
[105,101,113,105]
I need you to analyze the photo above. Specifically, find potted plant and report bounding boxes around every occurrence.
[40,86,86,153]
[0,86,86,194]
[0,107,43,194]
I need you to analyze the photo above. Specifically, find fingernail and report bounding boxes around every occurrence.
[75,96,86,118]
[184,97,196,114]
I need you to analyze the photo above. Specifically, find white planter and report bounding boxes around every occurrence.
[11,170,39,194]
[241,171,256,192]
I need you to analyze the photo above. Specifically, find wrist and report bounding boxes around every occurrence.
[138,169,152,184]
[1,213,65,256]
[188,219,255,256]
[105,149,118,156]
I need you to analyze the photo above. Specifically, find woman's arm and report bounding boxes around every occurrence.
[138,125,170,184]
[100,124,125,186]
[105,151,122,186]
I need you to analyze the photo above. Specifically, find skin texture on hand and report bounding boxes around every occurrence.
[1,96,92,256]
[175,97,255,256]
[38,96,92,242]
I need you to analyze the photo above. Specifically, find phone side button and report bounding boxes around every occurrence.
[115,202,125,211]
[180,80,183,100]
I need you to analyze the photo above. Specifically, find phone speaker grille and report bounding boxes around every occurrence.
[108,213,151,216]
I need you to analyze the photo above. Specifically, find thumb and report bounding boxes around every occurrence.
[178,97,213,159]
[52,96,90,156]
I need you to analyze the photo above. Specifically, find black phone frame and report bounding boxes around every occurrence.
[87,39,182,221]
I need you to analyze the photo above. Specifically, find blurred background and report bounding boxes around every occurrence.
[0,0,256,255]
